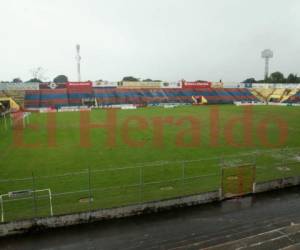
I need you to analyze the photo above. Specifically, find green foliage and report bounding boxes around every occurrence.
[286,73,299,83]
[53,75,68,83]
[25,78,43,83]
[251,72,300,83]
[243,78,256,83]
[269,71,285,83]
[122,76,139,81]
[12,78,22,83]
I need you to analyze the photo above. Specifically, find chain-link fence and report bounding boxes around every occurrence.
[1,148,300,223]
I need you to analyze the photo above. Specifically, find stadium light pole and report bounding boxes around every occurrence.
[261,49,274,80]
[76,44,82,82]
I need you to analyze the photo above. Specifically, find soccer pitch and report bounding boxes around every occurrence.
[0,105,300,222]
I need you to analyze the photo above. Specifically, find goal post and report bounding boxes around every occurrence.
[0,110,11,131]
[0,188,53,223]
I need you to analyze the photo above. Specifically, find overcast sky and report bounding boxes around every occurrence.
[0,0,299,82]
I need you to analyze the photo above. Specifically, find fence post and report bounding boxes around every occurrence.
[0,196,4,223]
[252,151,257,166]
[3,114,7,130]
[281,148,285,169]
[219,156,224,200]
[139,166,143,203]
[32,172,37,218]
[182,161,185,192]
[88,167,92,211]
[252,165,257,193]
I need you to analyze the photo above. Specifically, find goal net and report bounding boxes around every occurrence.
[0,189,53,222]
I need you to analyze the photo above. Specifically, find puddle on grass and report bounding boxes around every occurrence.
[222,159,243,167]
[277,167,291,172]
[294,156,300,162]
[160,186,174,191]
[227,176,238,181]
[79,197,94,203]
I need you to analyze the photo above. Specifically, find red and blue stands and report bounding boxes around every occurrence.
[24,90,40,108]
[40,88,68,108]
[67,82,93,106]
[94,88,258,106]
[24,84,259,108]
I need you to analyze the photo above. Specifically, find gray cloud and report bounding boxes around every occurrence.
[0,0,299,82]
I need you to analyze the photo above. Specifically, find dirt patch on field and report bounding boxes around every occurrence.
[294,156,300,162]
[227,176,239,181]
[160,186,174,191]
[79,197,94,203]
[277,166,291,172]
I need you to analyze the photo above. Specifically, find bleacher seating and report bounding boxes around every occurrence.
[0,91,6,98]
[80,88,259,106]
[67,83,93,106]
[24,90,40,108]
[24,87,259,108]
[40,88,69,108]
[283,90,300,103]
[251,88,300,103]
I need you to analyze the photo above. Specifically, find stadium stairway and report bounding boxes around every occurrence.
[250,89,266,102]
[251,88,275,102]
[269,88,287,102]
[278,89,291,102]
[282,89,300,103]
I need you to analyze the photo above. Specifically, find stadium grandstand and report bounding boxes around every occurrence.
[24,87,258,108]
[1,80,300,109]
[250,88,300,103]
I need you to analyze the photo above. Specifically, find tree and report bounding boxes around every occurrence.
[286,73,298,83]
[269,71,285,83]
[242,78,256,83]
[53,75,68,83]
[25,78,43,83]
[30,67,47,82]
[122,76,139,81]
[12,78,22,83]
[196,80,209,83]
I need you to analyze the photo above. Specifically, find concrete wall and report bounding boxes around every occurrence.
[1,176,300,237]
[0,191,220,237]
[254,176,300,193]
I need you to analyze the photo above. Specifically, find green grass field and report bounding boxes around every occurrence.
[0,105,300,222]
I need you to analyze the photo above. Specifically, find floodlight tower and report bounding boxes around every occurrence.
[261,49,273,79]
[76,44,82,82]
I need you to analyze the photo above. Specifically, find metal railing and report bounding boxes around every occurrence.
[0,149,300,223]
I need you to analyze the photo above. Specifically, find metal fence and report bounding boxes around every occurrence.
[1,149,300,223]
